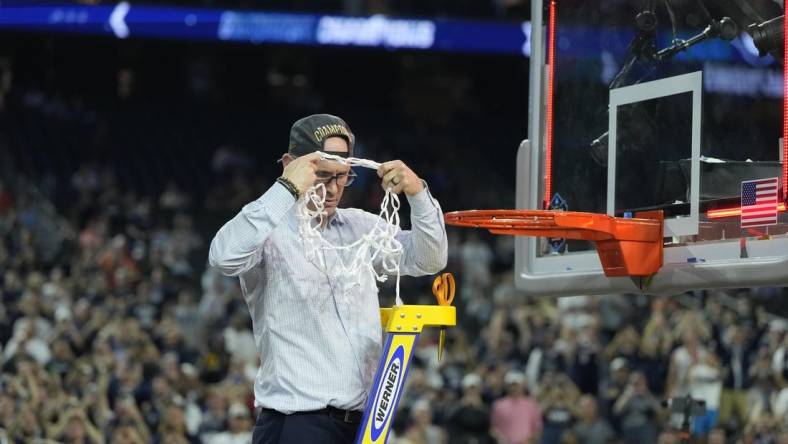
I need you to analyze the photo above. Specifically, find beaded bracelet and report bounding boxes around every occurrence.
[276,177,301,199]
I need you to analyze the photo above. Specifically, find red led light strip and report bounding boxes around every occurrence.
[543,0,557,209]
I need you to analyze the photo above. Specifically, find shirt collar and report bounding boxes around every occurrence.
[329,209,346,227]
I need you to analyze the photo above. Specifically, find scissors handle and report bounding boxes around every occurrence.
[432,272,455,306]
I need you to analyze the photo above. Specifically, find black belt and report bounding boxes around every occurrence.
[260,407,364,424]
[315,406,364,424]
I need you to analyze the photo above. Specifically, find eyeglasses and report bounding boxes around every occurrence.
[315,169,357,186]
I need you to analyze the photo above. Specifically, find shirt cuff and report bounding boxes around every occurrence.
[406,181,439,217]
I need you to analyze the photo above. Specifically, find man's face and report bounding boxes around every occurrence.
[229,414,252,433]
[630,372,648,393]
[506,381,525,397]
[708,429,726,444]
[578,396,597,421]
[309,136,350,217]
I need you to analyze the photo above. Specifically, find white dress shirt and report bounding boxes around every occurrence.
[209,181,447,413]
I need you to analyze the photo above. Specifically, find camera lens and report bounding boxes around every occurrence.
[748,15,784,58]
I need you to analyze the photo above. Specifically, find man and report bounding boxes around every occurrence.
[613,371,659,444]
[490,370,542,444]
[208,114,448,444]
[667,328,711,398]
[687,354,722,436]
[202,403,254,444]
[446,373,495,444]
[570,395,614,444]
[600,357,629,421]
[716,324,757,429]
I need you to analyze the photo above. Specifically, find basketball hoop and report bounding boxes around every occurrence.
[444,209,664,277]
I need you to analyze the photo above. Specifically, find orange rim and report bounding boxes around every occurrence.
[444,209,664,277]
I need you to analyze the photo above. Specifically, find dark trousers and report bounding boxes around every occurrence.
[253,409,360,444]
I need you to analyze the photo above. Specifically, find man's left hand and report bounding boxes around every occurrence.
[377,160,424,196]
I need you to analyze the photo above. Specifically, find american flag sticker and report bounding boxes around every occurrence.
[740,177,779,228]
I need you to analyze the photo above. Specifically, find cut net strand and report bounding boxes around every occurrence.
[297,153,404,306]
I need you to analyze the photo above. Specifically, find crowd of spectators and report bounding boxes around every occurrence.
[1,171,255,444]
[0,154,786,444]
[394,283,788,444]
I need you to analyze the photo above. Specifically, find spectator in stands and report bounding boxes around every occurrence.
[222,311,257,368]
[749,345,778,417]
[599,357,629,419]
[110,424,147,444]
[569,395,615,444]
[481,363,507,405]
[563,325,600,395]
[460,232,493,290]
[667,326,711,399]
[613,371,659,444]
[202,402,253,444]
[210,144,253,175]
[772,321,787,388]
[657,430,679,444]
[539,373,579,444]
[49,407,104,444]
[445,373,495,444]
[707,427,727,444]
[199,387,229,435]
[743,410,784,443]
[637,324,670,396]
[717,323,758,429]
[71,164,100,196]
[687,353,722,435]
[397,399,447,444]
[603,325,640,368]
[3,316,51,366]
[159,181,191,212]
[491,370,542,444]
[155,403,199,444]
[12,404,44,442]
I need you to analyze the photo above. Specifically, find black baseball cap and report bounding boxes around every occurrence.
[288,114,355,157]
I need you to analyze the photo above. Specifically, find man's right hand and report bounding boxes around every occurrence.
[281,152,321,194]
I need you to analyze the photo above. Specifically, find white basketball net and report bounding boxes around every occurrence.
[296,153,404,306]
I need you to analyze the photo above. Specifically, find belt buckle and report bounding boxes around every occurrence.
[343,410,352,423]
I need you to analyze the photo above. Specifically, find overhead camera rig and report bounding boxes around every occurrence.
[748,14,784,60]
[589,0,785,166]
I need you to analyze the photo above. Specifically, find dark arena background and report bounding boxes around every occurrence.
[0,1,786,444]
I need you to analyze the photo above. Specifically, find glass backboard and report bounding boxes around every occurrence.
[515,0,788,295]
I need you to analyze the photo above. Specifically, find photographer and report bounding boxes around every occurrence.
[613,371,659,444]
